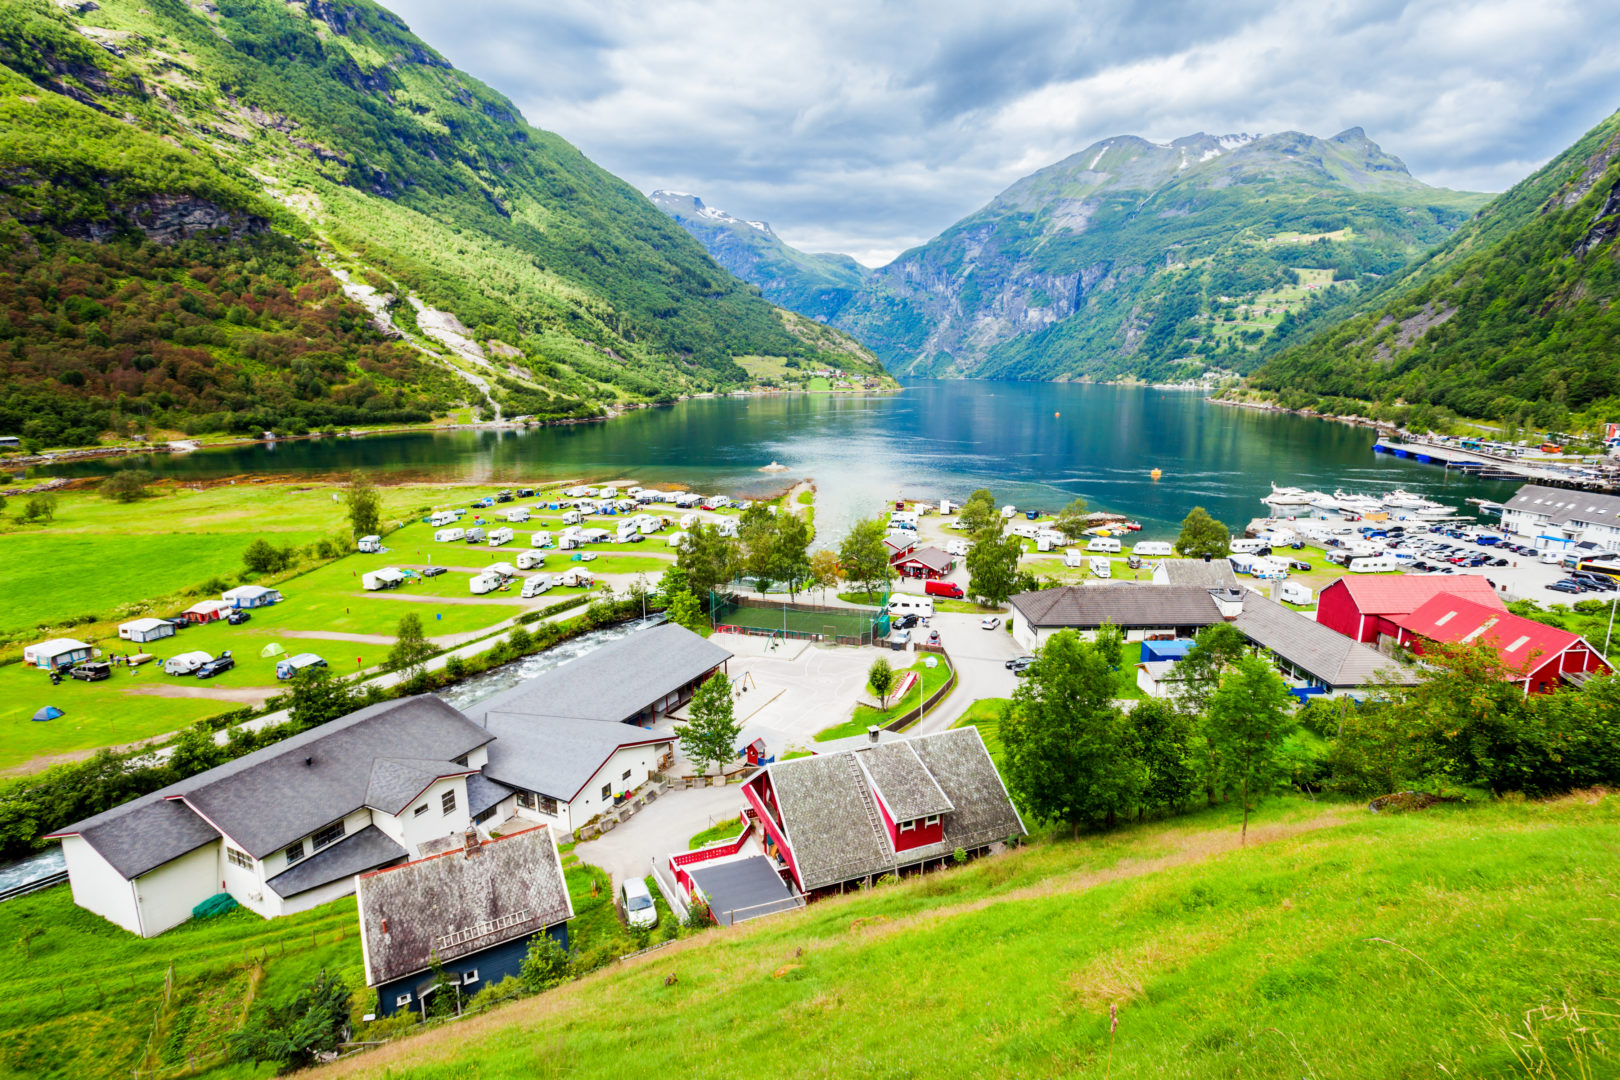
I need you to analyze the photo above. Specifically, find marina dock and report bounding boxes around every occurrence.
[1372,439,1616,492]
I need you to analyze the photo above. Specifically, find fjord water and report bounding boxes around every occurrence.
[45,382,1517,539]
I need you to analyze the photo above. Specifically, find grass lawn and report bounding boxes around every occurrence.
[325,793,1620,1080]
[805,376,831,392]
[815,658,954,740]
[688,816,746,849]
[950,696,1012,769]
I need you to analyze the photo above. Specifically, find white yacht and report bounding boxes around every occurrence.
[1263,483,1316,507]
[1333,489,1386,516]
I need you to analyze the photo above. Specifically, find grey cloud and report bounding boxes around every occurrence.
[383,0,1620,266]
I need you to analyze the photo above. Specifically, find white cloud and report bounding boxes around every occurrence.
[384,0,1620,265]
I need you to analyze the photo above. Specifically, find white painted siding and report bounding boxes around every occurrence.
[135,844,222,935]
[60,836,142,935]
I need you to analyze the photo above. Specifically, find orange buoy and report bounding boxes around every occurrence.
[1055,412,1060,418]
[1150,468,1162,480]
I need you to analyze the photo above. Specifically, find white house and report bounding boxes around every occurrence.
[1499,484,1620,554]
[45,697,495,938]
[478,719,672,836]
[119,618,175,645]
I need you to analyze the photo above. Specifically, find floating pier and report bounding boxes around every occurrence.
[1372,439,1616,492]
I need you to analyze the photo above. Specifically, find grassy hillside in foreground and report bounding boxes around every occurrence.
[313,793,1620,1080]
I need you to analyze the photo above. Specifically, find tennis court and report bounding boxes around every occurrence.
[710,593,887,645]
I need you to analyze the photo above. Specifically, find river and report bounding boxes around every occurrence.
[38,381,1519,539]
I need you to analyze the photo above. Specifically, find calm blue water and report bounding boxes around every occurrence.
[39,381,1516,540]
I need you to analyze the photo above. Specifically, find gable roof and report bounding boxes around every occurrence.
[1503,484,1620,527]
[1323,574,1503,617]
[482,715,669,802]
[1235,592,1420,688]
[357,825,573,986]
[759,728,1023,891]
[264,825,406,900]
[1389,595,1587,673]
[1010,584,1223,629]
[47,696,493,872]
[466,623,731,727]
[365,758,477,817]
[1156,559,1239,588]
[857,741,953,821]
[896,546,953,573]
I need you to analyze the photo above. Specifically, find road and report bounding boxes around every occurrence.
[913,612,1023,733]
[572,784,742,891]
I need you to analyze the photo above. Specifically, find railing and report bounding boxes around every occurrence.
[0,871,67,903]
[649,856,690,922]
[715,893,805,927]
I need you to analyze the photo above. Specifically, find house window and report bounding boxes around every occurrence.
[924,815,940,827]
[516,790,537,810]
[898,821,915,833]
[284,841,305,865]
[622,769,632,781]
[454,755,468,766]
[539,795,558,815]
[226,847,253,869]
[441,790,457,816]
[462,969,479,985]
[414,804,428,817]
[395,993,413,1008]
[312,821,345,850]
[601,783,611,801]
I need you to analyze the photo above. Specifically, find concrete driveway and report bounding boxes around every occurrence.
[709,639,896,755]
[572,784,743,891]
[914,611,1023,733]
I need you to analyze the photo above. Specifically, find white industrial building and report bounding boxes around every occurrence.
[1499,484,1620,555]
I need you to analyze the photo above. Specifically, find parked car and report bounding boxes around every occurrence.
[625,534,645,543]
[1005,655,1035,671]
[580,551,598,561]
[894,613,922,630]
[980,616,1000,630]
[68,661,111,682]
[1548,580,1582,594]
[226,609,251,625]
[622,878,657,929]
[1288,560,1312,571]
[422,566,448,577]
[195,651,235,679]
[927,629,941,646]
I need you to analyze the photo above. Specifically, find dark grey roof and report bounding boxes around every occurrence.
[264,825,406,899]
[467,623,731,726]
[769,728,1024,891]
[466,773,513,818]
[366,758,474,817]
[1157,559,1239,588]
[358,825,573,986]
[1503,484,1620,527]
[687,856,797,925]
[483,715,668,801]
[1235,592,1421,688]
[1010,584,1223,629]
[49,696,493,870]
[858,742,952,821]
[898,546,953,572]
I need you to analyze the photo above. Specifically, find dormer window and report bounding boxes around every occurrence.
[925,815,940,827]
[898,820,916,833]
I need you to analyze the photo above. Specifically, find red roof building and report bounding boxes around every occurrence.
[893,546,955,580]
[883,535,918,566]
[1387,595,1609,695]
[1316,575,1504,645]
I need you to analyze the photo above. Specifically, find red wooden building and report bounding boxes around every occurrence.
[740,728,1024,895]
[883,535,918,566]
[1315,575,1503,645]
[893,545,955,580]
[1387,594,1610,695]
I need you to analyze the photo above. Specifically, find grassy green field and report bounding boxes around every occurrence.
[815,658,955,740]
[951,697,1010,767]
[317,792,1620,1080]
[688,817,746,849]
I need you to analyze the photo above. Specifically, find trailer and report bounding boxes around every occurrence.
[434,527,465,543]
[503,507,530,523]
[429,510,457,527]
[517,550,546,570]
[1132,541,1174,557]
[362,567,407,591]
[470,571,504,595]
[1086,536,1122,553]
[357,535,383,553]
[1089,556,1112,579]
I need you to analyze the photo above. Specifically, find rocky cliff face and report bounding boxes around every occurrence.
[60,194,268,244]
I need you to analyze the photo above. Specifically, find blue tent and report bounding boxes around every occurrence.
[32,706,62,722]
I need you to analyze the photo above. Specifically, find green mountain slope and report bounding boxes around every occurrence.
[1248,106,1620,430]
[0,0,856,446]
[833,130,1487,383]
[651,190,870,321]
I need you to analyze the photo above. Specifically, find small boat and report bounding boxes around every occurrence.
[1150,468,1162,480]
[1124,521,1142,531]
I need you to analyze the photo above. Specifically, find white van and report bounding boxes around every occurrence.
[1348,555,1398,574]
[1230,538,1268,554]
[1132,541,1173,557]
[434,527,465,543]
[1086,536,1121,554]
[521,575,553,599]
[517,550,545,570]
[429,510,457,527]
[488,527,514,548]
[1089,556,1112,579]
[1063,548,1086,568]
[163,651,213,676]
[887,595,935,619]
[504,506,530,523]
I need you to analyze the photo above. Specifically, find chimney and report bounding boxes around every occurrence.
[867,725,881,744]
[304,756,313,767]
[463,826,479,857]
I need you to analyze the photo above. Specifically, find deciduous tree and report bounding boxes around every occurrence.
[958,488,998,534]
[867,656,897,708]
[966,530,1023,606]
[386,612,434,683]
[838,516,892,600]
[228,972,351,1074]
[1053,497,1089,542]
[676,522,739,600]
[808,549,842,601]
[1206,656,1295,843]
[1174,506,1231,559]
[676,675,740,775]
[666,590,705,634]
[344,472,381,541]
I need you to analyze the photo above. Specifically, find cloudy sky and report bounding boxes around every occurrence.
[387,0,1620,266]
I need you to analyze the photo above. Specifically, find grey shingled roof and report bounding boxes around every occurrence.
[1157,559,1239,588]
[465,773,513,818]
[1010,584,1223,629]
[898,546,953,573]
[857,742,952,821]
[1235,592,1421,688]
[483,715,669,801]
[358,825,573,986]
[1503,484,1620,528]
[366,759,475,817]
[264,825,406,899]
[770,728,1024,891]
[49,696,493,872]
[466,623,731,727]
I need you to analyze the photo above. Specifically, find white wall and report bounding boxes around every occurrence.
[135,843,222,936]
[388,777,473,855]
[60,836,142,936]
[278,872,368,917]
[261,807,375,880]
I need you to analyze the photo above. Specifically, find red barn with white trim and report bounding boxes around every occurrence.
[1388,594,1610,695]
[1316,575,1503,645]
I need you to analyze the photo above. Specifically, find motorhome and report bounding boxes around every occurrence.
[274,653,326,680]
[504,507,530,523]
[1132,541,1173,557]
[616,521,639,541]
[940,499,958,515]
[465,527,485,544]
[1348,555,1398,573]
[516,550,546,570]
[1000,506,1017,519]
[488,527,514,547]
[887,595,935,619]
[704,495,729,511]
[1086,536,1122,554]
[1064,549,1086,568]
[530,531,553,548]
[1038,529,1069,549]
[565,486,591,499]
[470,571,504,595]
[562,510,583,525]
[1089,556,1112,579]
[357,535,382,553]
[520,575,553,599]
[429,510,457,527]
[1229,538,1269,555]
[433,527,465,543]
[679,513,698,530]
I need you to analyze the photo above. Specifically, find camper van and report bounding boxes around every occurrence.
[1086,536,1122,554]
[516,550,546,570]
[530,531,553,548]
[464,526,486,544]
[275,653,327,680]
[433,527,465,543]
[616,521,639,541]
[429,510,457,528]
[504,507,530,523]
[1064,548,1086,568]
[560,568,594,588]
[561,510,583,525]
[1229,538,1269,555]
[470,571,504,595]
[357,535,382,553]
[887,595,935,620]
[488,527,514,548]
[520,575,553,599]
[1132,541,1173,557]
[1348,555,1398,574]
[1089,556,1112,579]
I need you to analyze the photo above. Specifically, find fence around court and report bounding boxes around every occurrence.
[709,591,889,646]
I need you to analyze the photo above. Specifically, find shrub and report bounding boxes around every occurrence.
[520,934,572,992]
[445,655,467,679]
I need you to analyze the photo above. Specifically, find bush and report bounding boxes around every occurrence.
[242,538,295,574]
[444,655,467,679]
[520,933,572,992]
[99,469,156,502]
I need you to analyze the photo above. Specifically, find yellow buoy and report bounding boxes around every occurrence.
[1151,468,1162,480]
[1055,411,1060,418]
